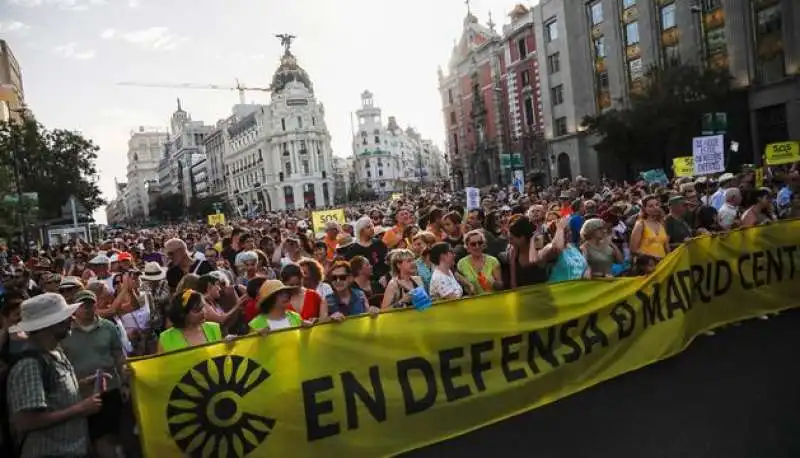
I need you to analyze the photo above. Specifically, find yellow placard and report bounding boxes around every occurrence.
[207,214,226,226]
[764,141,800,166]
[130,221,800,458]
[672,156,694,177]
[391,193,402,201]
[755,167,764,188]
[311,209,346,233]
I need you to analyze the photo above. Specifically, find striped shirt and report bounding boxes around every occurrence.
[6,348,89,458]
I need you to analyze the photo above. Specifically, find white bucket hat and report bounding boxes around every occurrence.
[140,262,166,281]
[10,293,80,333]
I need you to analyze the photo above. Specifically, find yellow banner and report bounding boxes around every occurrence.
[207,214,226,226]
[764,141,800,166]
[130,221,800,458]
[311,209,346,233]
[672,156,694,177]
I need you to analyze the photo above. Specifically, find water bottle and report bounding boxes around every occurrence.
[409,286,432,311]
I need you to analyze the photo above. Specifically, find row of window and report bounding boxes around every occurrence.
[280,116,317,131]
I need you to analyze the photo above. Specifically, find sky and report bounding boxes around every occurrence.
[1,0,538,223]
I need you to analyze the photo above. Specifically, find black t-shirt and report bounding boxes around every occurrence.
[345,239,389,281]
[166,260,215,290]
[665,214,692,246]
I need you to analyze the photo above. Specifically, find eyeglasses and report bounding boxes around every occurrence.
[331,274,349,282]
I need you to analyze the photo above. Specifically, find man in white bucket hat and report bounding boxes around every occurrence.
[6,293,105,458]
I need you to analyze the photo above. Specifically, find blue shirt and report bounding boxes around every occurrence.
[549,245,588,283]
[777,186,792,208]
[569,214,585,245]
[325,288,368,316]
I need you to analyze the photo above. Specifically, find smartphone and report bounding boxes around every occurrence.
[93,369,106,393]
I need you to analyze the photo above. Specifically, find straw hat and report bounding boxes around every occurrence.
[10,293,80,333]
[256,280,298,308]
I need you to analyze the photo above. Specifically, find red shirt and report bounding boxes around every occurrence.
[287,289,322,320]
[243,297,259,323]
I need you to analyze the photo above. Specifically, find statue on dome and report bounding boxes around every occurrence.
[275,33,296,55]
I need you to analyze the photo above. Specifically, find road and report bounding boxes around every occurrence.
[405,309,800,458]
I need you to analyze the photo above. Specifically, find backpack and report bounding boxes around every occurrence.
[0,347,53,458]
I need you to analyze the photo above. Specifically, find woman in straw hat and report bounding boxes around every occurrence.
[248,280,310,334]
[156,290,223,353]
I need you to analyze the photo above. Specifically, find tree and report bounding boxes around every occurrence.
[582,64,738,178]
[153,193,184,221]
[0,118,105,221]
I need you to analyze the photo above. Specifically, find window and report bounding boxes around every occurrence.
[661,4,676,30]
[547,52,561,74]
[594,37,606,58]
[524,97,534,126]
[375,136,381,144]
[551,85,564,105]
[378,169,383,177]
[312,116,316,126]
[302,160,309,174]
[663,45,680,64]
[755,4,782,35]
[706,27,726,54]
[450,111,457,124]
[545,19,558,42]
[590,2,603,25]
[623,0,636,8]
[554,117,568,136]
[285,162,292,176]
[281,118,286,131]
[626,22,640,45]
[597,71,610,89]
[629,58,644,80]
[297,116,303,129]
[448,89,454,104]
[517,38,528,59]
[521,70,530,86]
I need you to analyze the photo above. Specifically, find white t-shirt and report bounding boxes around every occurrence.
[267,316,292,330]
[316,282,334,300]
[429,269,463,301]
[718,203,738,230]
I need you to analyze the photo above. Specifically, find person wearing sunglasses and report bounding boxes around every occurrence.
[321,261,377,322]
[157,290,222,354]
[457,230,503,294]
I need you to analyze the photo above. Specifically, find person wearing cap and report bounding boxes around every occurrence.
[248,279,307,333]
[710,172,736,210]
[58,276,84,303]
[5,293,105,458]
[87,254,114,293]
[664,196,693,248]
[157,290,223,353]
[164,238,214,292]
[579,218,623,278]
[61,289,127,458]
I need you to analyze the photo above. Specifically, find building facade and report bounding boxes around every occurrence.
[352,91,447,194]
[157,100,214,206]
[202,118,231,199]
[533,0,800,180]
[331,156,351,205]
[0,40,24,122]
[438,6,545,190]
[105,181,128,226]
[125,126,168,221]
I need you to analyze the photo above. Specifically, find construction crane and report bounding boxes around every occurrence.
[116,79,271,104]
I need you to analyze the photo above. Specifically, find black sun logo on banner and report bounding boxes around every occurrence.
[166,355,276,457]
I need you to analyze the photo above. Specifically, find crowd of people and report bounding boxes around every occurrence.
[0,166,798,458]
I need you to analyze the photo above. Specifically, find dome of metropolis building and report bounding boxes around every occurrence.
[271,51,314,94]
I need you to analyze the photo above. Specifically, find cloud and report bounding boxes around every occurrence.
[127,0,140,7]
[100,28,115,39]
[0,20,30,33]
[120,27,188,50]
[9,0,105,10]
[53,42,97,60]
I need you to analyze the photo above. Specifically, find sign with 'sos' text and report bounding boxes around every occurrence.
[672,156,694,177]
[692,135,725,175]
[207,214,226,226]
[311,209,346,233]
[764,141,799,166]
[130,221,800,458]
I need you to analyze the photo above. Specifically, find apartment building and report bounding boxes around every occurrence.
[534,0,799,179]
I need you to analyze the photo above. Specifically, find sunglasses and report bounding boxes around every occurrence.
[468,241,485,248]
[331,274,349,282]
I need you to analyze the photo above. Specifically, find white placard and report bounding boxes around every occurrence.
[692,135,725,175]
[465,187,481,210]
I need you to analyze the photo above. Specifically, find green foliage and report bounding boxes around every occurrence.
[582,64,735,176]
[0,119,105,222]
[154,193,185,221]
